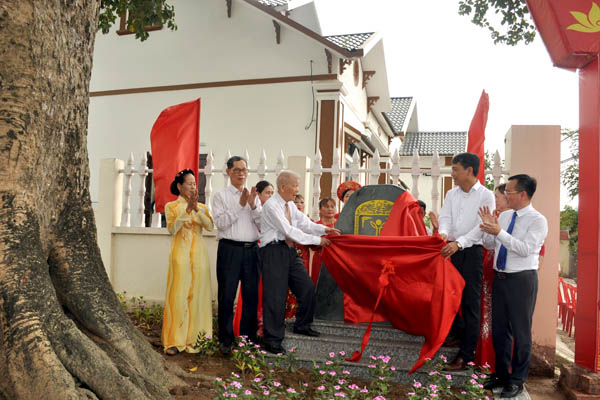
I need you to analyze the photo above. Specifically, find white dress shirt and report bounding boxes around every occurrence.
[259,193,326,247]
[438,181,495,249]
[482,204,548,273]
[211,185,261,242]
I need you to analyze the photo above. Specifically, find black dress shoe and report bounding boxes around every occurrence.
[293,327,320,337]
[219,343,232,356]
[264,343,286,355]
[500,384,523,398]
[483,374,506,390]
[443,356,467,371]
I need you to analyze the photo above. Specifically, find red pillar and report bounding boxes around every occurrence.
[576,55,600,372]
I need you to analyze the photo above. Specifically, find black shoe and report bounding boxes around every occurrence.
[442,356,467,371]
[500,384,523,398]
[483,374,506,390]
[293,327,320,337]
[264,343,286,355]
[219,343,232,356]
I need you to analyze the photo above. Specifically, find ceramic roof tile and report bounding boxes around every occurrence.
[257,0,291,7]
[383,97,412,134]
[399,131,467,156]
[324,32,374,52]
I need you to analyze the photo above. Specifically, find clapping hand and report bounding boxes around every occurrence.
[248,186,258,209]
[239,187,250,207]
[186,190,199,213]
[478,205,500,235]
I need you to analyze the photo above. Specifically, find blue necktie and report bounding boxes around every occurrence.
[496,212,518,271]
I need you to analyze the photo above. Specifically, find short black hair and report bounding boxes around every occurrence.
[226,156,247,169]
[452,152,480,177]
[170,169,195,195]
[417,200,426,211]
[508,174,537,199]
[256,180,272,194]
[495,183,506,194]
[319,197,336,209]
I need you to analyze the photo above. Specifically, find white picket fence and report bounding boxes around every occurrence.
[117,148,507,227]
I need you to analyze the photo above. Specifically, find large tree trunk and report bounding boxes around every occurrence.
[0,2,179,398]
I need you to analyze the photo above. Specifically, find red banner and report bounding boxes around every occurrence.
[150,99,201,213]
[467,90,489,184]
[527,0,600,68]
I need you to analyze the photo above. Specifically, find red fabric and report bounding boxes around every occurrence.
[475,248,496,372]
[467,90,489,185]
[311,219,336,287]
[150,99,201,213]
[321,234,465,373]
[233,279,264,338]
[380,191,427,237]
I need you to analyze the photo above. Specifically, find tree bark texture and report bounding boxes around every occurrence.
[0,2,179,398]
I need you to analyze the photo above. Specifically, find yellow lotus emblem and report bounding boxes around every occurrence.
[567,2,600,33]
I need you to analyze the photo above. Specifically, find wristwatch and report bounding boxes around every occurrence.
[456,241,463,251]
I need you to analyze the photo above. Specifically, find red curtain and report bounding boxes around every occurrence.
[467,90,489,184]
[150,99,201,213]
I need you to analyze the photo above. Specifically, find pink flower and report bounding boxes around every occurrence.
[286,388,296,394]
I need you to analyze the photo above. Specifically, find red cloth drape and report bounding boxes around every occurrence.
[321,234,464,373]
[150,99,201,213]
[467,90,489,184]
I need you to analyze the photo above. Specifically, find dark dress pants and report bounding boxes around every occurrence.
[260,242,316,347]
[449,245,483,361]
[216,240,260,346]
[492,270,538,385]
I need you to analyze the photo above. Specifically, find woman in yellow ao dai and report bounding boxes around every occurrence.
[162,169,214,355]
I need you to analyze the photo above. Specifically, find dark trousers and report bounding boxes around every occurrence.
[216,240,260,346]
[492,270,538,385]
[260,242,316,347]
[449,245,483,361]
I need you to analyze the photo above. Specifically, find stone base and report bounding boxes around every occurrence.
[559,364,600,399]
[529,343,556,377]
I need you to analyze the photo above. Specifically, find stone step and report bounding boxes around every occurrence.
[282,329,456,366]
[286,318,425,344]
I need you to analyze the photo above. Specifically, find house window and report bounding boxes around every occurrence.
[116,11,163,36]
[444,156,453,166]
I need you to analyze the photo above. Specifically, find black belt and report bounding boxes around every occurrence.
[265,240,288,247]
[220,238,257,248]
[495,270,536,280]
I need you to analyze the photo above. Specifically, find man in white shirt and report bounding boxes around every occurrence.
[259,171,340,354]
[479,174,548,399]
[212,156,261,355]
[438,152,495,371]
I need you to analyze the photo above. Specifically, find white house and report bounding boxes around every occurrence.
[88,0,418,217]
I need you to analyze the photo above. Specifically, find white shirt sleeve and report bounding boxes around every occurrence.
[456,189,495,249]
[438,190,453,237]
[496,214,548,257]
[264,202,323,246]
[211,190,244,232]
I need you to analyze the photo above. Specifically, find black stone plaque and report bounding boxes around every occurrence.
[314,184,405,321]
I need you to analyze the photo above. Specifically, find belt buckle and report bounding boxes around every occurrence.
[244,242,253,248]
[497,272,506,280]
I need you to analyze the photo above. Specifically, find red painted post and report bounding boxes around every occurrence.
[576,55,600,372]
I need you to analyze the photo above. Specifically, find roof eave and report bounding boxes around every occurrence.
[242,0,363,59]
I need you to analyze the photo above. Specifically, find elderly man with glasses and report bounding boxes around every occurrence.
[212,156,261,355]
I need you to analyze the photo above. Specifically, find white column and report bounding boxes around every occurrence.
[121,153,134,227]
[431,151,441,214]
[97,158,124,281]
[288,155,311,214]
[411,150,421,200]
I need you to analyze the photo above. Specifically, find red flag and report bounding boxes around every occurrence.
[467,90,489,184]
[150,99,201,213]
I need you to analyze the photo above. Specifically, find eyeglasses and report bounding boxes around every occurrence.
[505,190,522,195]
[231,168,248,174]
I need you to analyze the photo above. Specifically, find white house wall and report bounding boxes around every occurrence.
[88,0,350,210]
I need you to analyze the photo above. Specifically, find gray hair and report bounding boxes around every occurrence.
[276,170,300,190]
[226,156,247,169]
